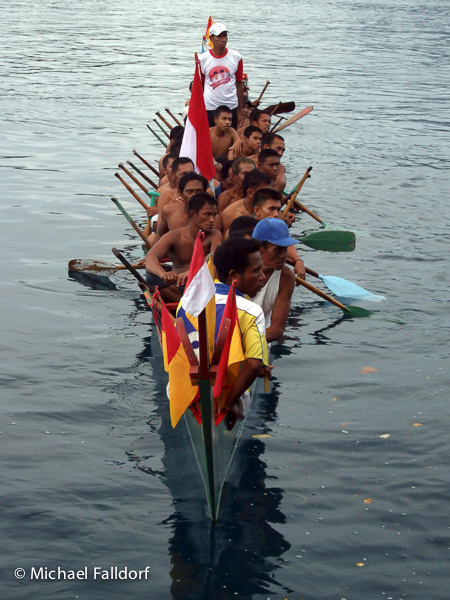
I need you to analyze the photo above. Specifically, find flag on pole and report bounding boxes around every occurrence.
[152,290,198,428]
[179,54,216,181]
[202,16,214,53]
[212,282,244,410]
[181,233,215,318]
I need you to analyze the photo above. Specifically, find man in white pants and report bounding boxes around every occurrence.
[199,22,245,130]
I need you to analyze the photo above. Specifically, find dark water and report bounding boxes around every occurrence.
[1,0,449,598]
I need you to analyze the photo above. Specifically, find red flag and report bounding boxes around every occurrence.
[213,282,244,406]
[179,54,216,181]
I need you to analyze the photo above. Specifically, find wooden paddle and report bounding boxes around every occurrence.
[262,101,295,115]
[114,172,149,211]
[305,266,385,301]
[119,163,157,197]
[255,80,270,104]
[68,259,145,276]
[281,167,312,219]
[147,125,167,148]
[126,160,158,190]
[294,230,356,252]
[156,111,174,131]
[165,108,183,126]
[273,106,313,133]
[295,199,327,227]
[296,276,372,317]
[133,149,160,178]
[154,119,170,139]
[111,247,177,322]
[111,198,151,251]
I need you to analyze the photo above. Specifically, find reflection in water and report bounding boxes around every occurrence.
[127,311,292,600]
[68,269,118,291]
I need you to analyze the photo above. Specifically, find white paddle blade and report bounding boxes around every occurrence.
[319,275,385,302]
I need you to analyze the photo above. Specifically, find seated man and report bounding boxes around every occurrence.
[221,170,271,237]
[217,157,256,214]
[209,105,242,160]
[145,193,222,303]
[157,125,184,179]
[154,172,208,244]
[215,160,234,199]
[234,125,263,161]
[249,109,271,134]
[156,152,179,195]
[251,218,296,342]
[212,237,272,422]
[252,188,306,279]
[257,149,285,193]
[157,157,195,215]
[228,215,258,239]
[261,132,286,192]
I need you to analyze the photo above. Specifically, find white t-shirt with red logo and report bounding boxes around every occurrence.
[199,49,244,111]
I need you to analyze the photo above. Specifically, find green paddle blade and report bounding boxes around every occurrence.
[295,230,356,252]
[342,305,373,317]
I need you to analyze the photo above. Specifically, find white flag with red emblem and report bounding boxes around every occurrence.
[180,54,216,181]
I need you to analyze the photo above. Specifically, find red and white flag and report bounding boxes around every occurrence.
[180,232,215,317]
[180,54,216,181]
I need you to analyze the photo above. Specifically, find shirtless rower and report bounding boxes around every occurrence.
[217,157,255,214]
[145,193,222,303]
[236,125,263,162]
[249,109,271,134]
[261,132,285,158]
[154,171,207,244]
[257,148,286,193]
[157,126,184,179]
[252,188,306,279]
[215,160,234,198]
[156,152,178,195]
[221,170,271,237]
[209,105,242,160]
[156,157,194,216]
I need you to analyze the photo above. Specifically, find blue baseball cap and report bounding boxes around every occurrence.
[252,218,298,247]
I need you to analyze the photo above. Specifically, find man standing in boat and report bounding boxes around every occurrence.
[199,22,245,129]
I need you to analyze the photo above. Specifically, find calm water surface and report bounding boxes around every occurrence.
[1,1,449,599]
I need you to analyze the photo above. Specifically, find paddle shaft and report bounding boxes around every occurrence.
[296,276,347,311]
[281,166,312,219]
[295,199,324,226]
[156,111,174,131]
[273,106,313,133]
[126,161,158,190]
[154,119,171,139]
[133,149,160,178]
[255,80,270,103]
[119,163,155,196]
[114,173,149,210]
[111,198,151,251]
[147,124,168,147]
[270,116,284,132]
[165,108,183,126]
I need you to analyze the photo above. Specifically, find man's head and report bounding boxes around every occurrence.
[219,159,234,191]
[242,170,271,201]
[243,126,263,154]
[228,215,258,239]
[188,193,218,232]
[214,105,232,130]
[214,237,265,297]
[162,152,179,182]
[242,100,254,119]
[169,125,184,145]
[179,172,208,203]
[252,217,297,270]
[257,149,281,180]
[172,157,194,186]
[261,132,285,158]
[209,23,228,52]
[250,109,271,134]
[253,188,282,220]
[231,157,256,188]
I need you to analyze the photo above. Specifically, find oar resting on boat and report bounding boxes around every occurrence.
[305,267,385,302]
[296,276,373,317]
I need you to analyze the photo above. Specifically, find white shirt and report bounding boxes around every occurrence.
[199,49,244,111]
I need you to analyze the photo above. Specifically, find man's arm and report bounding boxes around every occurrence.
[144,233,177,282]
[236,80,245,128]
[265,267,295,343]
[209,229,223,252]
[287,246,306,279]
[153,206,170,245]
